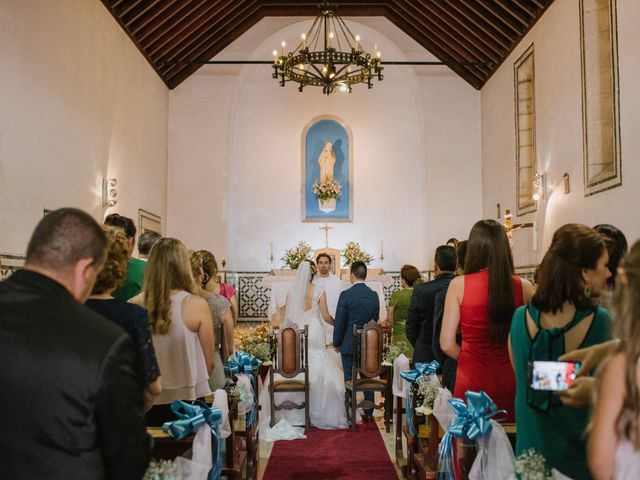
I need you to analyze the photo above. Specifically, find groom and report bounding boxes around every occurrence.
[333,261,380,422]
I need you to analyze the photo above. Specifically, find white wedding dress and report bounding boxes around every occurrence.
[261,263,348,440]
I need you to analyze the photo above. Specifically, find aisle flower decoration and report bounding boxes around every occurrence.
[144,459,178,480]
[342,241,374,266]
[233,323,274,364]
[416,380,441,417]
[382,340,410,366]
[512,448,552,480]
[313,179,342,201]
[281,241,313,269]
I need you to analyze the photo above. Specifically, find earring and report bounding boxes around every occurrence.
[203,273,210,284]
[584,284,592,298]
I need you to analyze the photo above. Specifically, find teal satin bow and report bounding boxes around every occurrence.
[400,360,440,436]
[162,401,224,480]
[400,360,440,384]
[224,351,262,428]
[223,351,262,375]
[437,391,506,480]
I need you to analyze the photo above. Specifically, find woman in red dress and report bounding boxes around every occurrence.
[440,219,534,421]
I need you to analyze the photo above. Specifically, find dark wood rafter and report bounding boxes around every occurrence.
[99,0,555,90]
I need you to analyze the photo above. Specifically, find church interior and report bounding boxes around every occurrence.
[2,0,640,479]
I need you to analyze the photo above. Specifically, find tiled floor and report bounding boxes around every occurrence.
[257,410,404,480]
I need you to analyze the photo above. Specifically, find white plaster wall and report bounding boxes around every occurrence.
[0,0,168,255]
[168,19,482,271]
[481,0,640,265]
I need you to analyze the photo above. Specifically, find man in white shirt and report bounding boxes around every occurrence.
[313,253,345,344]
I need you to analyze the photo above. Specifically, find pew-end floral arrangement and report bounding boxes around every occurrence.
[233,323,275,364]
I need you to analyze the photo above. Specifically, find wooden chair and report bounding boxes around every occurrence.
[345,320,393,432]
[268,321,310,431]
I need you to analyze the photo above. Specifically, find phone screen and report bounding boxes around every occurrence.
[530,361,581,391]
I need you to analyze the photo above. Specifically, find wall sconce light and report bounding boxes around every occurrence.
[532,172,546,202]
[102,177,118,208]
[563,172,570,194]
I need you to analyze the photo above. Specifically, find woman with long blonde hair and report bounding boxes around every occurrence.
[589,239,640,479]
[144,238,214,426]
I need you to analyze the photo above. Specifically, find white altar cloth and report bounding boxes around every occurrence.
[260,275,388,321]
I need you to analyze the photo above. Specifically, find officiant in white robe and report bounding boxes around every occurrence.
[312,253,345,345]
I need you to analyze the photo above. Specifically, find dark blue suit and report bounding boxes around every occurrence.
[333,282,380,414]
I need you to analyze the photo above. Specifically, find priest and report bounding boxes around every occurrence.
[313,253,345,345]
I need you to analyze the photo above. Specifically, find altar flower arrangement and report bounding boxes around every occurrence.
[415,379,441,417]
[382,340,410,366]
[313,179,342,201]
[233,323,274,364]
[281,240,313,269]
[342,241,374,266]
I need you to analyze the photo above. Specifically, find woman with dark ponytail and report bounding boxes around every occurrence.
[440,219,534,421]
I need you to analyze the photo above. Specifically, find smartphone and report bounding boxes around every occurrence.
[529,361,581,391]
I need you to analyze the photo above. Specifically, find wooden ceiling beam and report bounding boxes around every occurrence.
[444,0,512,50]
[259,0,388,17]
[136,0,207,43]
[460,0,519,39]
[157,0,250,66]
[475,0,524,36]
[384,8,485,89]
[493,0,531,28]
[129,0,178,34]
[122,0,164,28]
[390,0,492,75]
[116,0,144,18]
[417,0,503,62]
[165,3,263,87]
[145,1,229,59]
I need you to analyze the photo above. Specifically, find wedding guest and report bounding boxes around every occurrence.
[86,226,161,411]
[138,230,162,259]
[446,237,459,248]
[144,238,214,426]
[589,240,640,479]
[594,224,628,309]
[387,264,423,357]
[407,246,456,363]
[441,219,534,421]
[0,208,150,479]
[199,250,239,323]
[510,223,611,479]
[189,250,234,391]
[432,240,467,391]
[105,213,146,301]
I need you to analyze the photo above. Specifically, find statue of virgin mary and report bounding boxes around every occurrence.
[318,142,336,183]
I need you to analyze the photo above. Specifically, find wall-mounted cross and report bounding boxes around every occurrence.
[319,222,333,248]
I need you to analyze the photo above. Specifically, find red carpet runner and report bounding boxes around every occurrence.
[261,422,399,480]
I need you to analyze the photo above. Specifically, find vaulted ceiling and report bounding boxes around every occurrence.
[100,0,555,90]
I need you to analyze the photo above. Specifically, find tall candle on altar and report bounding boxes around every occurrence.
[380,240,384,257]
[269,241,273,258]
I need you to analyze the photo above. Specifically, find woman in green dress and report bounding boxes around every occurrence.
[387,264,423,358]
[509,224,612,479]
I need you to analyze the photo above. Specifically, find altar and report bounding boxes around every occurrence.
[260,273,391,321]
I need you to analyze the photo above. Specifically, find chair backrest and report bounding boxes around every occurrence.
[272,320,307,378]
[353,320,385,378]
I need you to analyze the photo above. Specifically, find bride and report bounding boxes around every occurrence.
[267,260,348,433]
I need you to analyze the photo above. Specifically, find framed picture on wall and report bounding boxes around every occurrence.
[301,116,353,222]
[138,209,162,235]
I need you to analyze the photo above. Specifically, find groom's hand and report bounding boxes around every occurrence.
[334,347,341,353]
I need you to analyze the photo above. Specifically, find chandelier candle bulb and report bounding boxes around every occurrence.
[355,34,361,50]
[281,41,286,56]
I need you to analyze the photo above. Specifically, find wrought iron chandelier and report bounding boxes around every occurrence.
[272,2,383,95]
